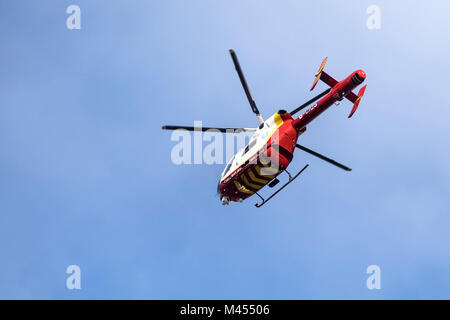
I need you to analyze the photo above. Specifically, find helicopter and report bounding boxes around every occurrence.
[162,50,367,207]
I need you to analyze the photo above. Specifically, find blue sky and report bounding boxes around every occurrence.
[0,0,450,299]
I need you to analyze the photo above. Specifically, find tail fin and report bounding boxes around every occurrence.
[347,85,367,118]
[310,57,339,90]
[310,57,327,91]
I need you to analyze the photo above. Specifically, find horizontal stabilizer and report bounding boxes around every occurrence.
[319,71,338,88]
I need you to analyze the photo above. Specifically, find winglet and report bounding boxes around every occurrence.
[310,57,328,91]
[348,85,367,118]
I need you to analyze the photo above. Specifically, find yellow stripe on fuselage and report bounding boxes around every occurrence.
[241,174,263,190]
[233,180,254,195]
[274,112,283,126]
[248,169,270,184]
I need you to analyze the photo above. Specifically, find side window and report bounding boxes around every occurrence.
[222,156,234,177]
[243,139,257,155]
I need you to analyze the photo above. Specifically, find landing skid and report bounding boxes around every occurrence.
[254,164,309,208]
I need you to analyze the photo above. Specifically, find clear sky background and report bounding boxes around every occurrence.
[0,1,449,299]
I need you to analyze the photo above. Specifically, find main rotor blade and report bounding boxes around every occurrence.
[295,144,352,171]
[290,88,331,116]
[229,49,264,124]
[162,125,256,133]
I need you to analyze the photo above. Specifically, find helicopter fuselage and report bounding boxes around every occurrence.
[218,111,298,204]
